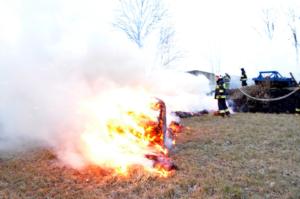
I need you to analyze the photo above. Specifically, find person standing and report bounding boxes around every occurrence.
[215,76,230,117]
[240,68,248,87]
[223,73,231,89]
[296,85,300,115]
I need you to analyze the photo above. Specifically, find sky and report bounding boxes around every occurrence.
[166,0,300,78]
[1,0,300,79]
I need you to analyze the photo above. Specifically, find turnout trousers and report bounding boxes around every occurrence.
[218,98,230,116]
[296,96,300,115]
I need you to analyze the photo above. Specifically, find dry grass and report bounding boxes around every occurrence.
[1,113,300,199]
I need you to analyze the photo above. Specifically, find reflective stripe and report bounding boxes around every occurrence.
[241,78,247,81]
[216,94,227,98]
[296,108,300,112]
[219,110,225,113]
[219,89,224,93]
[225,109,230,112]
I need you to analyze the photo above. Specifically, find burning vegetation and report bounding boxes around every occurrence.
[77,89,179,177]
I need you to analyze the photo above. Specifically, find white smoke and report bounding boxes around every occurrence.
[0,0,214,169]
[146,69,216,112]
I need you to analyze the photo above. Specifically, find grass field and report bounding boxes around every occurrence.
[0,113,299,199]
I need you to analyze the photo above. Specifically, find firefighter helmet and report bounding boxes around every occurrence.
[215,74,222,80]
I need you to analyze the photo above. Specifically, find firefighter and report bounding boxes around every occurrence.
[215,76,230,117]
[296,84,300,115]
[223,73,231,89]
[240,68,248,87]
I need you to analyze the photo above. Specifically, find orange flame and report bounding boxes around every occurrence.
[78,88,175,177]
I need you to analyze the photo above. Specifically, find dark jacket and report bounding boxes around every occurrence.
[240,71,247,81]
[215,79,228,99]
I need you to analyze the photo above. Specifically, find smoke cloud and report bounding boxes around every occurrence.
[0,0,213,169]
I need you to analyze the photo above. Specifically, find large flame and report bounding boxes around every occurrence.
[78,88,175,177]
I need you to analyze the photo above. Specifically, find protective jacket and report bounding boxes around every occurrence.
[240,71,248,86]
[240,73,247,81]
[215,79,228,99]
[215,78,230,116]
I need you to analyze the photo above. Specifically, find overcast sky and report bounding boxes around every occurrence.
[0,0,300,79]
[166,0,300,78]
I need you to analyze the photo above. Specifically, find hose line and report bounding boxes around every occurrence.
[238,87,300,102]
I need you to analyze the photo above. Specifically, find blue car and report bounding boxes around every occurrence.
[252,71,297,87]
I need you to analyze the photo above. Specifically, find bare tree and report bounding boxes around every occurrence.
[287,8,300,64]
[262,8,276,40]
[252,8,277,40]
[208,43,222,78]
[113,0,167,48]
[158,26,183,66]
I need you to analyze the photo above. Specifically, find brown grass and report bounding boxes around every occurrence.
[1,113,300,199]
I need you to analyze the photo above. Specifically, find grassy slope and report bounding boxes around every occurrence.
[0,113,299,199]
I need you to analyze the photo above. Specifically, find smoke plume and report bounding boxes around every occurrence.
[0,0,213,168]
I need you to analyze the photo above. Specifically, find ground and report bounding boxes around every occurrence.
[0,113,299,199]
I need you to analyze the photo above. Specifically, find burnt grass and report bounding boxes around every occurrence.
[1,113,300,199]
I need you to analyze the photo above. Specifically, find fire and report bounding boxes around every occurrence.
[78,88,177,177]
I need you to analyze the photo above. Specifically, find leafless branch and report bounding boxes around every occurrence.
[261,8,276,40]
[158,26,184,66]
[286,7,300,63]
[113,0,167,48]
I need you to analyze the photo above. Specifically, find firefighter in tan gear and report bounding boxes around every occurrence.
[215,76,230,117]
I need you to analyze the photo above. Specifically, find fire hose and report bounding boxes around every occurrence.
[238,87,300,102]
